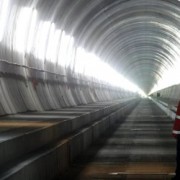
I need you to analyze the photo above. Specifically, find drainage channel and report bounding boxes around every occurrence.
[59,99,176,180]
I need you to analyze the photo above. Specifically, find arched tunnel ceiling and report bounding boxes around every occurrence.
[2,0,180,94]
[72,0,180,94]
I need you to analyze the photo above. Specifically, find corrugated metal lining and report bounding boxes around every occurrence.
[0,0,180,114]
[1,0,180,88]
[69,0,180,93]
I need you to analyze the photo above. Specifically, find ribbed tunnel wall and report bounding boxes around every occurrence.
[0,0,180,112]
[150,84,180,121]
[0,0,140,115]
[0,63,133,115]
[151,84,180,107]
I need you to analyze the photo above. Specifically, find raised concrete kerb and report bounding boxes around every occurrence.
[53,119,72,138]
[68,132,83,163]
[0,99,137,180]
[90,110,102,122]
[22,111,85,116]
[102,106,110,116]
[92,121,101,140]
[109,112,116,125]
[100,117,110,133]
[71,113,91,131]
[0,119,72,168]
[0,139,70,180]
[0,103,120,168]
[81,127,93,151]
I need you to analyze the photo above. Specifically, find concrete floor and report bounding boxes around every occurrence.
[60,100,176,180]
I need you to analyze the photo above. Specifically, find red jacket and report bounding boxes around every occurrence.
[173,101,180,138]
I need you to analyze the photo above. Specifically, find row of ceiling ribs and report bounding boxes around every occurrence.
[0,0,180,95]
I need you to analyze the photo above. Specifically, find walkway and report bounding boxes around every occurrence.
[61,100,176,179]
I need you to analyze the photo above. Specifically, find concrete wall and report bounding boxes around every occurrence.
[150,84,180,119]
[151,84,180,108]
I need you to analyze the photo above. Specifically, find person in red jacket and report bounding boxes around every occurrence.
[172,101,180,180]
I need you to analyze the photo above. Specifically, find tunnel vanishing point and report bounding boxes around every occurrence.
[0,0,180,179]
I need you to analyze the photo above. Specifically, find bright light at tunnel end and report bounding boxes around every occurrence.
[75,47,147,97]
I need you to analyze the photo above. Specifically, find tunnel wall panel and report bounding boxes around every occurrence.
[151,84,180,108]
[0,69,135,115]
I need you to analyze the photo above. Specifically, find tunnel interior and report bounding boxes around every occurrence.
[0,0,180,179]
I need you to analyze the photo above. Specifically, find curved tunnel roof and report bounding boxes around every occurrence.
[1,0,180,94]
[58,0,180,93]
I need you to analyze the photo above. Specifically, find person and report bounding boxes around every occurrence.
[172,101,180,180]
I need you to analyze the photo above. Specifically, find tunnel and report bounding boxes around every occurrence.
[0,0,180,179]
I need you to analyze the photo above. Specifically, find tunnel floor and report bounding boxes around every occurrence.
[60,100,176,180]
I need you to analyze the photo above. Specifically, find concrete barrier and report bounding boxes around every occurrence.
[71,114,90,131]
[82,127,93,151]
[90,110,103,122]
[0,140,69,180]
[68,133,83,162]
[0,99,138,180]
[100,117,109,133]
[0,120,71,168]
[56,140,70,174]
[0,104,108,167]
[109,112,116,125]
[92,121,101,140]
[53,119,72,139]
